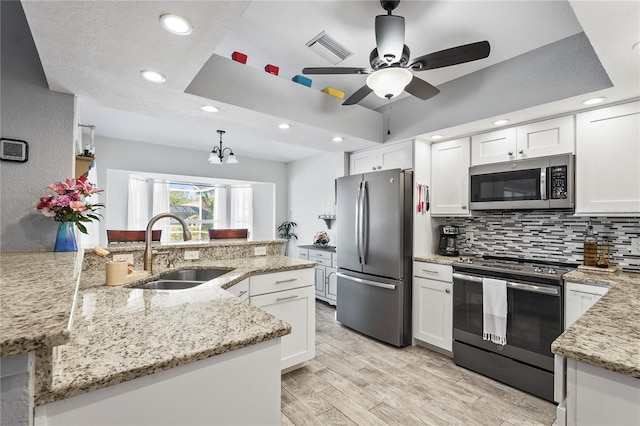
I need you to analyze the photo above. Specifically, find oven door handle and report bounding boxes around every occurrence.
[453,273,560,296]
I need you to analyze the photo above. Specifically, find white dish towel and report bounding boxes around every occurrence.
[482,277,508,346]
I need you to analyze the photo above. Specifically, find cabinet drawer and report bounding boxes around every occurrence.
[309,256,331,267]
[226,278,249,300]
[308,250,332,260]
[413,261,453,282]
[250,268,314,296]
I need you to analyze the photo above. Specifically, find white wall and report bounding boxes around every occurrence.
[94,136,287,245]
[413,139,434,255]
[252,183,275,240]
[286,152,348,257]
[0,1,76,251]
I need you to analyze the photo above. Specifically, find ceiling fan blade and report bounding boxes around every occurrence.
[410,40,491,71]
[375,15,405,64]
[342,85,373,106]
[302,67,370,75]
[404,76,440,100]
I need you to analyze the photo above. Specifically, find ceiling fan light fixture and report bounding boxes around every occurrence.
[366,68,412,100]
[160,14,192,35]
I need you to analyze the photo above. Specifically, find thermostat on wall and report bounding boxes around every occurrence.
[0,138,29,162]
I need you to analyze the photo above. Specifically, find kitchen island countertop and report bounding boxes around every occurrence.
[552,269,640,378]
[1,249,316,406]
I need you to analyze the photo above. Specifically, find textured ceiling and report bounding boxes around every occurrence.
[20,1,640,162]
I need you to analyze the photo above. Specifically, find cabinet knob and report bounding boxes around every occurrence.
[508,151,513,156]
[372,166,377,170]
[461,205,467,210]
[445,288,451,294]
[519,149,524,154]
[377,165,382,169]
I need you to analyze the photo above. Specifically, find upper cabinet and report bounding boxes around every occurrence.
[471,116,575,166]
[431,137,471,216]
[349,140,413,175]
[575,101,640,215]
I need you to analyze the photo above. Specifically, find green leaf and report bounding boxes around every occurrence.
[76,222,88,234]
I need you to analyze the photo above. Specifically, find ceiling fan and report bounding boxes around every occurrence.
[302,0,491,106]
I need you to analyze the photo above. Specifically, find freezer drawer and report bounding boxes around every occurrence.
[336,271,411,347]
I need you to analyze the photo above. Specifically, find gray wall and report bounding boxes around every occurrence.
[0,1,76,251]
[94,136,287,245]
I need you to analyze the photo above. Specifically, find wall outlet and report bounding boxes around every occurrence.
[254,246,267,256]
[631,238,640,256]
[113,254,134,264]
[465,231,474,243]
[184,250,200,260]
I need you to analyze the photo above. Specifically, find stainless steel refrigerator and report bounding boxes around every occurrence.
[336,168,413,347]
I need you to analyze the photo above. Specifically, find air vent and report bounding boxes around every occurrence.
[306,31,352,65]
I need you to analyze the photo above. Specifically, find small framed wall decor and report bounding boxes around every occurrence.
[0,138,29,162]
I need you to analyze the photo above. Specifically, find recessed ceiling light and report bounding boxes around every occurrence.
[430,134,443,140]
[201,105,219,113]
[278,123,291,129]
[493,119,510,126]
[140,70,166,83]
[332,136,344,142]
[582,97,606,106]
[159,14,192,35]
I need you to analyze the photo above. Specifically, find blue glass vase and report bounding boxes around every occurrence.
[54,222,78,252]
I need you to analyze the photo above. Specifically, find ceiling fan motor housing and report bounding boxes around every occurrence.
[380,0,401,13]
[369,45,410,70]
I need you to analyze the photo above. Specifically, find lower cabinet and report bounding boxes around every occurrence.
[564,281,610,328]
[249,269,315,371]
[307,248,337,305]
[412,262,453,353]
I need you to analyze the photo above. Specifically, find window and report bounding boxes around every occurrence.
[167,183,252,241]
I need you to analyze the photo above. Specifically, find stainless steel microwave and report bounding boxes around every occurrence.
[469,154,574,210]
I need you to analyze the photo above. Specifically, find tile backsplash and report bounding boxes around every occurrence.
[445,210,640,271]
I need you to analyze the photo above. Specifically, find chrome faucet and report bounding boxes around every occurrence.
[143,213,192,273]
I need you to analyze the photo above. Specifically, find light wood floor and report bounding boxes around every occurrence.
[281,301,557,426]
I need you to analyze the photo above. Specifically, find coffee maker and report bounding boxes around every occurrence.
[438,225,460,256]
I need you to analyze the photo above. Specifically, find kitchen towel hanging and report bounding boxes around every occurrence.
[482,277,508,345]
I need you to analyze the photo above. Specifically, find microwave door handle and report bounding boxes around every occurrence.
[541,167,548,200]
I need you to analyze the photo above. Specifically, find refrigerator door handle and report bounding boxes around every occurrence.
[355,182,361,263]
[337,272,396,290]
[361,181,368,264]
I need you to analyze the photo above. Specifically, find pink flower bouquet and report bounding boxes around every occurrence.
[36,176,104,234]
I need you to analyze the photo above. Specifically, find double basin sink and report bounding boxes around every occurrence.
[135,269,229,290]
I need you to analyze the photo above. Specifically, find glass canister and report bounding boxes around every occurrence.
[583,221,598,267]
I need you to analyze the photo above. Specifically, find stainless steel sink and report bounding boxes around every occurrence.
[134,269,229,290]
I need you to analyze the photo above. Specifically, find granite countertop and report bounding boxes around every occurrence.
[552,269,640,378]
[34,255,316,405]
[107,238,288,252]
[0,251,82,358]
[298,244,336,253]
[413,253,475,264]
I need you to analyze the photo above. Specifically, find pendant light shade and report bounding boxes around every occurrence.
[366,67,412,99]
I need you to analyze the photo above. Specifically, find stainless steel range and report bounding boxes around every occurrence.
[452,255,576,402]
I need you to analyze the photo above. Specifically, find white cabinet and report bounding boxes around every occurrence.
[226,278,249,303]
[471,128,517,165]
[308,248,337,305]
[564,281,610,328]
[564,359,640,426]
[575,101,640,215]
[412,261,453,353]
[249,269,315,371]
[431,137,471,216]
[471,116,575,166]
[350,140,413,174]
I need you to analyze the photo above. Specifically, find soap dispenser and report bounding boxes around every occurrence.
[583,221,598,266]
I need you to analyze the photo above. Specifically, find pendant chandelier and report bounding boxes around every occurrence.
[208,130,238,164]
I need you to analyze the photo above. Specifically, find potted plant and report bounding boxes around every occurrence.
[277,220,298,256]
